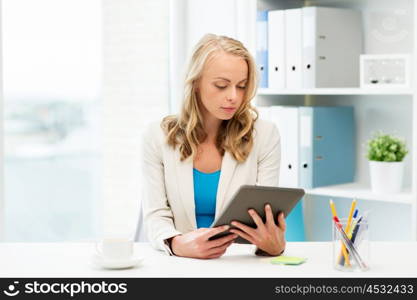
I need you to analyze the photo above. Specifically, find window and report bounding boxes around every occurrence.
[2,0,169,241]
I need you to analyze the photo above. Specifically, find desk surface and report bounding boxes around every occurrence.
[1,242,416,278]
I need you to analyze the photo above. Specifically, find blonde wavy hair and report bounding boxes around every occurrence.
[161,33,259,162]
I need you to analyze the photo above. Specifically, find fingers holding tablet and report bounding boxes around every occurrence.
[277,211,286,231]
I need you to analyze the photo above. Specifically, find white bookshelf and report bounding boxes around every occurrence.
[305,183,414,204]
[258,88,414,95]
[245,0,417,241]
[170,0,417,241]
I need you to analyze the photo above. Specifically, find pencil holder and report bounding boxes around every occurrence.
[332,218,370,272]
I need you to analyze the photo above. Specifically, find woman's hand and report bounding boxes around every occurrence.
[171,225,238,259]
[229,204,286,256]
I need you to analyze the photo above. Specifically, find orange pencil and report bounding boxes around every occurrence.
[329,199,350,266]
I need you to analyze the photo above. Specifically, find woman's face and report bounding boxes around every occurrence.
[197,51,248,121]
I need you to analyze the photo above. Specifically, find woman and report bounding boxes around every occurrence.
[142,33,285,259]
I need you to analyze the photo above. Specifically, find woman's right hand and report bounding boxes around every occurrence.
[171,225,237,259]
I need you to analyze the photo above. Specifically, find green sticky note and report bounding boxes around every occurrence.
[270,256,307,265]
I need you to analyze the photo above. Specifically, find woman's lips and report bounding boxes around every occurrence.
[221,107,236,113]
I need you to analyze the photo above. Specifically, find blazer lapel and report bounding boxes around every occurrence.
[174,149,197,229]
[215,151,238,218]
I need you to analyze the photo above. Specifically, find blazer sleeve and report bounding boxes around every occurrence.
[141,123,182,255]
[256,122,281,187]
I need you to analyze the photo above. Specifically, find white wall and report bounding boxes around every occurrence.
[169,0,256,113]
[102,0,170,237]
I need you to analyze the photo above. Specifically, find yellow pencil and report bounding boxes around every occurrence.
[345,199,357,236]
[340,199,357,266]
[329,199,350,266]
[329,199,338,218]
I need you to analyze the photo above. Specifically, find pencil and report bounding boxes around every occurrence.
[329,199,338,218]
[340,199,357,266]
[345,199,357,236]
[329,199,350,266]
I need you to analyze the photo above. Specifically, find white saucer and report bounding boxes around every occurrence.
[92,254,144,269]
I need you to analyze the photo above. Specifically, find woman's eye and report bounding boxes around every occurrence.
[238,86,246,89]
[215,85,227,89]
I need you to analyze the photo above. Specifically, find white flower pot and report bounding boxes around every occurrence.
[369,161,404,194]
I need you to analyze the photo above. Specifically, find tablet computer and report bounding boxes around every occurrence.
[209,185,305,243]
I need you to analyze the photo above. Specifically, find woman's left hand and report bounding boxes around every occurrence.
[229,204,286,256]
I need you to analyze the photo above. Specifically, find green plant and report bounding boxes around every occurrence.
[367,132,408,162]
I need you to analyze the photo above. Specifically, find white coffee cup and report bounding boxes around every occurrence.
[95,238,134,260]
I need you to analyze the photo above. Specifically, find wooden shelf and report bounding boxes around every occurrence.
[305,183,414,204]
[258,88,414,96]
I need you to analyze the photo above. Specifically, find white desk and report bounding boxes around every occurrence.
[0,242,416,278]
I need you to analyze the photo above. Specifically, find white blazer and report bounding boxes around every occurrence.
[141,118,281,255]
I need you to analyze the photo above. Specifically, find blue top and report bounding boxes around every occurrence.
[193,168,221,228]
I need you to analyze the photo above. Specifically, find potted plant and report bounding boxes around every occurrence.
[367,132,408,194]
